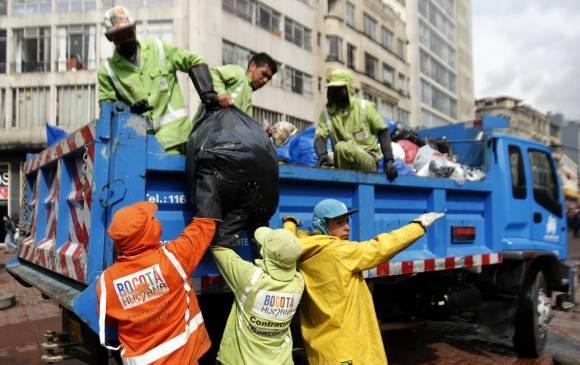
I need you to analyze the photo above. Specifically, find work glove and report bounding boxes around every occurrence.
[378,129,398,182]
[384,159,398,182]
[188,63,219,111]
[130,100,154,115]
[411,212,445,231]
[314,136,333,167]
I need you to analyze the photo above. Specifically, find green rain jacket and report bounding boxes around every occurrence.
[316,69,387,161]
[211,64,253,116]
[211,246,305,365]
[98,39,203,152]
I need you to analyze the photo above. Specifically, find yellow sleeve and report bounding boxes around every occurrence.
[211,247,257,296]
[331,223,425,272]
[209,64,244,96]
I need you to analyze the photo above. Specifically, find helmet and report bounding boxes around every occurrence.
[312,199,358,235]
[104,6,135,36]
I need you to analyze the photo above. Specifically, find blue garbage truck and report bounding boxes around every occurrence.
[6,102,572,363]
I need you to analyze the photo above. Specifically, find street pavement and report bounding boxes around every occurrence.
[0,236,579,365]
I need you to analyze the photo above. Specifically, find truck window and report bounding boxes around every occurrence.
[528,150,562,217]
[509,145,526,199]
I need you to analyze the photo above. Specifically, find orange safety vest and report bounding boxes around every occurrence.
[97,218,216,365]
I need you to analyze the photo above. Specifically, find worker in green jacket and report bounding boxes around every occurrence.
[98,6,219,154]
[195,53,277,120]
[211,227,304,365]
[315,69,398,181]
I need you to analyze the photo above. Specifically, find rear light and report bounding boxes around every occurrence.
[452,226,476,242]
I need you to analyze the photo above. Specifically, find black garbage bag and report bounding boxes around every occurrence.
[186,107,279,250]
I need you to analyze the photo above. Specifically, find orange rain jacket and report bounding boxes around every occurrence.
[96,202,217,365]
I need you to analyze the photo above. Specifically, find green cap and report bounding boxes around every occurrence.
[255,227,302,281]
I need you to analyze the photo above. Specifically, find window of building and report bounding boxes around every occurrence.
[56,85,97,127]
[253,106,282,126]
[347,43,356,69]
[382,63,394,87]
[419,0,455,41]
[56,25,96,71]
[399,109,410,124]
[365,53,377,79]
[346,2,355,27]
[381,27,393,50]
[420,49,456,92]
[421,80,457,118]
[285,114,313,132]
[379,100,394,119]
[282,66,312,96]
[328,0,339,14]
[362,91,378,104]
[397,38,406,60]
[141,20,173,43]
[222,40,252,68]
[256,2,281,35]
[0,89,6,129]
[0,30,5,73]
[12,27,51,73]
[398,73,408,95]
[0,0,6,14]
[419,20,455,67]
[509,145,526,199]
[56,0,96,12]
[284,17,312,51]
[11,87,50,128]
[529,149,561,216]
[421,109,448,128]
[326,36,342,62]
[223,0,255,23]
[363,14,377,40]
[12,0,51,14]
[102,0,169,8]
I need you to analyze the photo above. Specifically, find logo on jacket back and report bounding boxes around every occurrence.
[251,290,301,321]
[113,264,169,310]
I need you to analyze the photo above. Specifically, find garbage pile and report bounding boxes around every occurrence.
[274,121,487,183]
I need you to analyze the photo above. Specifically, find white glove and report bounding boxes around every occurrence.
[411,212,444,230]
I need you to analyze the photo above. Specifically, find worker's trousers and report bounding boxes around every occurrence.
[334,140,378,173]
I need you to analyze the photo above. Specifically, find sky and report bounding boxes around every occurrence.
[472,0,580,121]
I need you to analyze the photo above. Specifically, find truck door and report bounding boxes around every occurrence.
[504,144,532,243]
[526,149,566,250]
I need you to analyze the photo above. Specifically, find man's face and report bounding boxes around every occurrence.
[327,86,349,108]
[248,62,273,91]
[107,26,137,47]
[327,215,350,240]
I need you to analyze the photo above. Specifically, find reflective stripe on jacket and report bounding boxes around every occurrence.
[98,39,204,150]
[211,247,305,365]
[96,219,216,365]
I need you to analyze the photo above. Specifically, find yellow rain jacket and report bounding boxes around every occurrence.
[298,223,425,365]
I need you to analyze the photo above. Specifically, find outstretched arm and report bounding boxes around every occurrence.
[167,218,218,274]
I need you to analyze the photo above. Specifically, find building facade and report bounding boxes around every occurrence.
[317,0,411,124]
[407,0,474,128]
[475,96,558,147]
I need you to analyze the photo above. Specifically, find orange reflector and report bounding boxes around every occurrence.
[452,226,476,242]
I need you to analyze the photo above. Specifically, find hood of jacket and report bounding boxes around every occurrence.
[326,69,356,113]
[108,201,162,257]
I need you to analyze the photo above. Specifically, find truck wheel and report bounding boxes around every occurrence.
[513,271,550,357]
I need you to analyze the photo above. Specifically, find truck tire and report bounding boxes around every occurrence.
[513,271,550,357]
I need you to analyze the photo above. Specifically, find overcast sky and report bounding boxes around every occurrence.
[472,0,580,121]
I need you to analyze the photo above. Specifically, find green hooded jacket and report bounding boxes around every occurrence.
[211,228,304,365]
[98,39,203,152]
[316,69,387,161]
